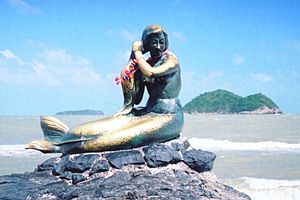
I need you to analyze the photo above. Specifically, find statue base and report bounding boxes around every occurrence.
[0,138,250,199]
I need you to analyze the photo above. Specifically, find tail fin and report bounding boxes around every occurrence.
[40,116,69,143]
[25,139,60,153]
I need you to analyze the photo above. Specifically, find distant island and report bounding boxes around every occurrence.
[183,89,282,114]
[55,109,104,115]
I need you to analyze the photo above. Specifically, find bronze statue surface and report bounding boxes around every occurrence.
[26,24,184,154]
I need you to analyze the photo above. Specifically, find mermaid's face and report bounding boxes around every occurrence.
[148,32,166,58]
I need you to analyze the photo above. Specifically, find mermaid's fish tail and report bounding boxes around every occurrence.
[40,116,69,143]
[25,139,60,153]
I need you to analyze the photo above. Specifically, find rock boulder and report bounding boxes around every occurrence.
[0,138,250,200]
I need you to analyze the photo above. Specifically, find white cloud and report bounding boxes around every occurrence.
[170,31,186,42]
[0,48,101,86]
[113,50,131,67]
[0,49,16,59]
[0,49,23,64]
[37,49,91,66]
[182,70,224,88]
[120,30,138,41]
[8,0,42,15]
[250,72,273,83]
[233,54,245,65]
[106,29,138,41]
[181,70,225,103]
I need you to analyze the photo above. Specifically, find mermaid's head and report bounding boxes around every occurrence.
[142,24,168,54]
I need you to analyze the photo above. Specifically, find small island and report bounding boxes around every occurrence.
[183,89,282,114]
[55,109,104,116]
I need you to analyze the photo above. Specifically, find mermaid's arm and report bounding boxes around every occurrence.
[134,51,178,78]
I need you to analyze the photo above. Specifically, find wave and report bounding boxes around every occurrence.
[2,138,300,157]
[223,177,300,200]
[189,138,300,152]
[0,145,43,157]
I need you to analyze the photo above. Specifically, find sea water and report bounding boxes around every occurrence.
[0,114,299,200]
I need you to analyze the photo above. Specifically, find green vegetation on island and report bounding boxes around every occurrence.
[183,89,282,114]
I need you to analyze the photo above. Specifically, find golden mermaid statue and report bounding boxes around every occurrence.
[26,24,184,154]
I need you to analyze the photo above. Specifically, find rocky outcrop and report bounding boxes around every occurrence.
[0,139,250,200]
[239,106,282,114]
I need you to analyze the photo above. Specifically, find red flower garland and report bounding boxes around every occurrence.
[115,59,138,85]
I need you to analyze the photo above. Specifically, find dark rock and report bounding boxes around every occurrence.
[183,139,191,150]
[65,154,99,173]
[0,159,250,200]
[89,159,110,175]
[171,142,184,151]
[0,140,251,200]
[183,149,216,172]
[52,154,71,175]
[131,170,151,177]
[171,139,191,152]
[105,150,145,169]
[36,157,57,172]
[72,174,87,184]
[61,176,106,199]
[174,170,191,185]
[101,171,131,187]
[59,171,74,180]
[0,172,69,200]
[143,143,181,167]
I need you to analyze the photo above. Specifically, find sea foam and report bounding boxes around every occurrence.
[0,145,43,157]
[224,177,300,200]
[2,138,300,157]
[189,138,300,152]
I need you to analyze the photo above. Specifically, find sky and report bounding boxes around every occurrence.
[0,0,300,115]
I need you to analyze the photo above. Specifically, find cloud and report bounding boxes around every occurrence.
[0,49,23,64]
[106,29,138,41]
[181,70,225,103]
[120,30,138,41]
[8,0,42,15]
[37,49,91,66]
[0,49,16,59]
[170,31,186,42]
[113,50,131,67]
[250,72,273,83]
[182,70,224,89]
[0,48,102,86]
[233,54,245,65]
[0,48,126,114]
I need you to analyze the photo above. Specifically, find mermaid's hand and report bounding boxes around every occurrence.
[132,41,143,52]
